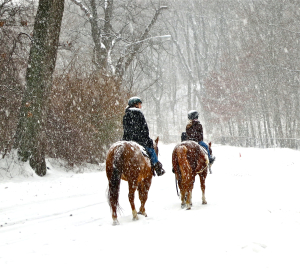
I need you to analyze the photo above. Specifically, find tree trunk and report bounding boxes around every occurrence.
[16,0,65,176]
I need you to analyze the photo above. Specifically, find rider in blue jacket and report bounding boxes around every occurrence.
[122,97,165,176]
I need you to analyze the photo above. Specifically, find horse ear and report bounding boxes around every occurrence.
[155,137,159,144]
[209,142,212,147]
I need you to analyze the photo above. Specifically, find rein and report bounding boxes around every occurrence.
[175,177,180,197]
[196,146,210,174]
[196,161,209,174]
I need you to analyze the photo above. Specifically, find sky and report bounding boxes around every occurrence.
[1,143,300,269]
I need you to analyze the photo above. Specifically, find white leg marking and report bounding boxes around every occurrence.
[132,209,139,220]
[112,219,119,226]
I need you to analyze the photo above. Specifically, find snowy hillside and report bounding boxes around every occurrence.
[1,143,300,269]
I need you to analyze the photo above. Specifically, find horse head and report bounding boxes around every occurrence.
[154,136,159,156]
[208,142,212,156]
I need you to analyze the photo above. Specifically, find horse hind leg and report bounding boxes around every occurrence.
[200,176,207,204]
[137,176,152,217]
[181,189,187,208]
[132,208,138,220]
[185,191,192,210]
[112,219,119,226]
[128,180,139,221]
[182,177,194,210]
[175,174,185,209]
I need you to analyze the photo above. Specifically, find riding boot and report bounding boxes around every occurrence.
[154,161,165,176]
[209,156,216,164]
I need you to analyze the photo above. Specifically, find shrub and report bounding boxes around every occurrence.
[46,72,129,166]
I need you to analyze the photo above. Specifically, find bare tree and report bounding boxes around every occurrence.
[70,0,167,80]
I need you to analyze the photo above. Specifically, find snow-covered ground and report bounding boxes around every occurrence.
[1,143,300,269]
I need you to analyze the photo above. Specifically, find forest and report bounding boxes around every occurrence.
[1,0,300,175]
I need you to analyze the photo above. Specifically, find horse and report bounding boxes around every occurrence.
[172,140,213,210]
[106,137,160,225]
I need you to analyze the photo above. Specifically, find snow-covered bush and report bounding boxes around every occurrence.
[46,71,129,166]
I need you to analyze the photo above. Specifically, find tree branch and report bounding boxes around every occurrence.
[70,0,92,19]
[115,6,168,78]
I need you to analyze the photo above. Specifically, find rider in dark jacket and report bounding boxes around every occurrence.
[122,97,165,176]
[186,110,215,164]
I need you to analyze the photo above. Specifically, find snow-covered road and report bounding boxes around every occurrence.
[1,143,300,269]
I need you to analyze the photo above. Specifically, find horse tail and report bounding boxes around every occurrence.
[172,147,181,197]
[176,145,192,182]
[107,146,124,213]
[172,147,180,175]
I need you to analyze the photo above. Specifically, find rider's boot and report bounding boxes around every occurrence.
[154,161,165,176]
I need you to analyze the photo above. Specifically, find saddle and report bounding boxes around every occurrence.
[135,144,155,175]
[181,132,208,155]
[179,132,213,174]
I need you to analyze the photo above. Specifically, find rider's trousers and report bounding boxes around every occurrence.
[198,141,212,160]
[145,147,158,165]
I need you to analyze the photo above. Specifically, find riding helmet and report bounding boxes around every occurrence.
[128,96,142,107]
[188,110,199,120]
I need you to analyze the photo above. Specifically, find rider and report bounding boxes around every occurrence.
[186,110,215,164]
[122,96,165,176]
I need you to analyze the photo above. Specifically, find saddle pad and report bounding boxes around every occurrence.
[127,141,150,159]
[141,150,150,159]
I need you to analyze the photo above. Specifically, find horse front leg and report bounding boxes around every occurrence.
[128,180,138,220]
[138,176,152,217]
[200,174,207,204]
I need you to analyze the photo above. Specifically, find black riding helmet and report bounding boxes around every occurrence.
[128,96,142,107]
[188,110,199,120]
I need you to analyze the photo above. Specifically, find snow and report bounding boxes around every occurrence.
[1,143,300,269]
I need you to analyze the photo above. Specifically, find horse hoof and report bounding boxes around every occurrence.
[186,205,191,210]
[112,219,119,226]
[138,211,147,217]
[133,216,139,221]
[181,204,186,209]
[202,201,207,205]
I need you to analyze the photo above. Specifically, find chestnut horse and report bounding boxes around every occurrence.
[172,140,213,210]
[106,137,160,225]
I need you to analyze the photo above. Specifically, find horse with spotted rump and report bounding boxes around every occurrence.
[172,140,213,209]
[106,137,160,225]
